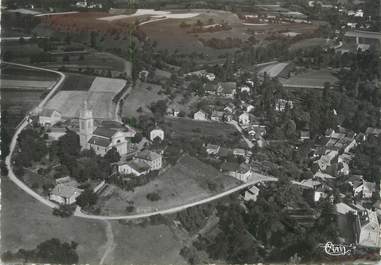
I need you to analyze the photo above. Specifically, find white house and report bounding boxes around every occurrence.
[39,108,62,126]
[150,127,164,141]
[211,110,224,122]
[49,184,83,205]
[194,110,208,120]
[239,112,250,126]
[221,162,251,182]
[79,101,135,156]
[244,186,260,202]
[275,99,294,112]
[114,160,151,176]
[134,150,162,171]
[206,144,220,155]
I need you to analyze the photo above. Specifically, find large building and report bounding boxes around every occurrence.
[79,101,135,156]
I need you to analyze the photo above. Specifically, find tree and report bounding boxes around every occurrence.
[104,147,120,163]
[76,189,98,208]
[131,132,143,144]
[1,238,79,264]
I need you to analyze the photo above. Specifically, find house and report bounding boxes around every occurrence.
[194,110,208,121]
[206,144,220,155]
[233,148,246,157]
[39,108,62,126]
[79,101,135,156]
[247,125,267,138]
[210,110,224,122]
[275,99,294,112]
[150,127,164,141]
[205,82,237,98]
[239,112,250,126]
[240,86,250,94]
[221,162,251,182]
[365,127,381,138]
[134,150,162,170]
[219,82,237,98]
[315,150,339,171]
[300,130,310,141]
[49,184,83,205]
[353,179,376,199]
[356,210,380,249]
[338,153,353,175]
[244,185,260,202]
[166,106,180,117]
[313,171,335,180]
[114,160,151,176]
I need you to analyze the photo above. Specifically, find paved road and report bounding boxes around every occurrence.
[4,62,66,209]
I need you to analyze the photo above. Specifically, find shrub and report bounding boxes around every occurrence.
[146,192,161,201]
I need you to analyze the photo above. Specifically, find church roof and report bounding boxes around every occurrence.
[135,150,161,161]
[88,136,111,147]
[93,127,118,138]
[40,108,59,117]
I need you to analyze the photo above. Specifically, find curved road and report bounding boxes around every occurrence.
[4,62,277,221]
[4,62,66,209]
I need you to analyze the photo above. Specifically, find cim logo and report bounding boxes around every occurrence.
[323,242,354,256]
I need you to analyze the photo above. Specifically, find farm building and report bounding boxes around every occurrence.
[49,184,83,205]
[113,160,151,176]
[134,150,162,171]
[194,110,208,120]
[39,108,62,126]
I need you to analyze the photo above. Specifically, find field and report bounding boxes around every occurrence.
[95,154,241,216]
[1,65,60,152]
[1,177,189,264]
[280,69,338,89]
[1,178,107,264]
[289,37,328,51]
[1,65,59,81]
[38,52,132,78]
[164,117,242,142]
[44,76,127,119]
[121,82,167,118]
[59,73,96,91]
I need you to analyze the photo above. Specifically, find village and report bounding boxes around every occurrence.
[1,0,381,264]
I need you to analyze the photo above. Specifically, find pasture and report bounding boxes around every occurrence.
[109,222,186,265]
[121,82,167,118]
[1,178,107,264]
[95,154,240,216]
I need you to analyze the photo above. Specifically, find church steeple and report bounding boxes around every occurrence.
[79,99,94,150]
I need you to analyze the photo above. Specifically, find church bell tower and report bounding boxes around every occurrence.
[79,100,94,150]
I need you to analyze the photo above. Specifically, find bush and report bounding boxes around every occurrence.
[52,205,75,218]
[146,192,161,201]
[126,205,135,213]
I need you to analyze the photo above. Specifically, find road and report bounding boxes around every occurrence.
[99,220,115,265]
[228,120,254,148]
[4,62,66,209]
[114,83,133,122]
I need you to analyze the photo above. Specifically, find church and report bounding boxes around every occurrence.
[79,101,135,156]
